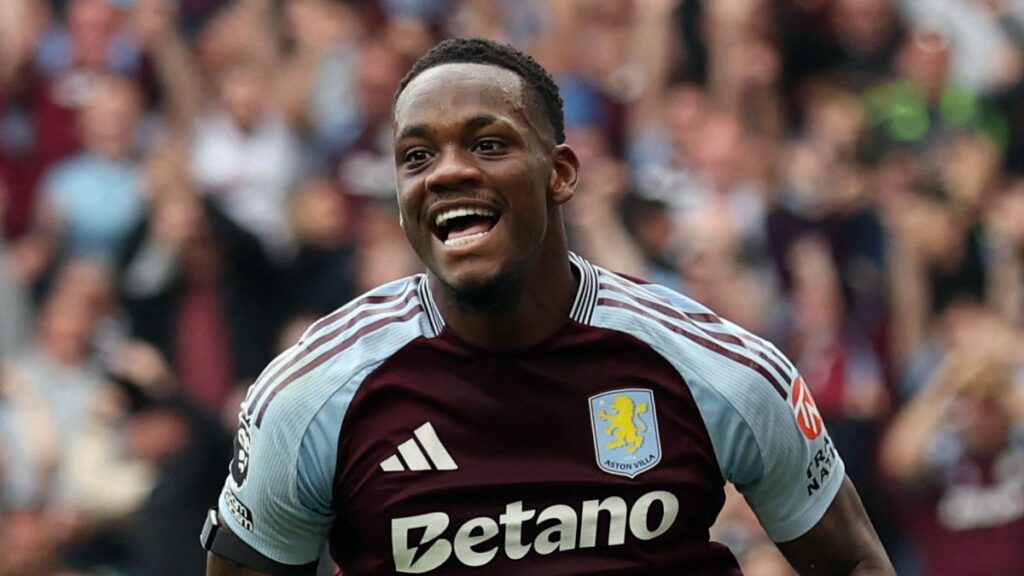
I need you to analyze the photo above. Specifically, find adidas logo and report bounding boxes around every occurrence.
[380,422,458,472]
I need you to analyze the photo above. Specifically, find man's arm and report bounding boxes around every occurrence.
[203,513,319,576]
[776,476,895,576]
[207,552,274,576]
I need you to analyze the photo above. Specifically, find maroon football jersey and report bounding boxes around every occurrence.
[215,254,844,575]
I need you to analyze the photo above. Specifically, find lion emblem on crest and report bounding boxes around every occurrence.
[599,395,649,453]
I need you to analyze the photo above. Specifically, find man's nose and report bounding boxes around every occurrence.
[424,147,482,193]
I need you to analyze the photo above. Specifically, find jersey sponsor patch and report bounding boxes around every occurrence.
[790,376,823,440]
[391,491,679,573]
[806,434,837,496]
[589,389,662,478]
[230,412,252,491]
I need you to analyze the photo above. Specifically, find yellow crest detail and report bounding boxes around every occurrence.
[599,395,649,453]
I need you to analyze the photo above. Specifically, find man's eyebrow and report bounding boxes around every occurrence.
[397,124,432,141]
[466,114,499,131]
[397,115,502,142]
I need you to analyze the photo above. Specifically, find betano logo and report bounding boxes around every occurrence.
[391,491,679,573]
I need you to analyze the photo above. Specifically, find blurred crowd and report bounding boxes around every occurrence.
[2,0,1024,575]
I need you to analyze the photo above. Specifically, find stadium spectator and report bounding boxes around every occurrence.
[283,177,357,319]
[1,0,146,239]
[119,154,280,419]
[880,315,1024,576]
[0,508,73,576]
[189,54,305,260]
[16,75,147,286]
[898,0,1024,95]
[122,383,232,576]
[1,260,154,507]
[348,198,421,295]
[987,177,1024,322]
[328,38,410,231]
[278,0,366,157]
[0,186,31,361]
[0,261,167,574]
[0,0,58,239]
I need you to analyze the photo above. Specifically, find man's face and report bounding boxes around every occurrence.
[80,78,141,159]
[219,64,266,131]
[393,63,572,300]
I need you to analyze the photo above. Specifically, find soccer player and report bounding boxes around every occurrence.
[203,38,895,575]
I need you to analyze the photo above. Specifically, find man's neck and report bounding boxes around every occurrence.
[431,251,578,350]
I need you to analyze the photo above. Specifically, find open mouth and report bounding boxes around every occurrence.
[432,206,501,248]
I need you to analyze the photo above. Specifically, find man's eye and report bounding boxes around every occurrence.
[474,139,506,153]
[403,149,430,164]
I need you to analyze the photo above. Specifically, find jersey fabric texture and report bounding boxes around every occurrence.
[215,253,845,575]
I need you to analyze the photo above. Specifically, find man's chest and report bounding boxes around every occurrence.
[329,330,737,575]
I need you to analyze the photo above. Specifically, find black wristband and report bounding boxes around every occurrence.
[201,508,319,576]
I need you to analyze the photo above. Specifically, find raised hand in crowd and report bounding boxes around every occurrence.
[0,0,48,90]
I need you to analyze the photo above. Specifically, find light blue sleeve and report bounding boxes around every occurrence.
[215,299,428,565]
[595,280,845,543]
[216,349,370,565]
[687,367,845,543]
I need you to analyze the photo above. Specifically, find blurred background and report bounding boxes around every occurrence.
[2,0,1024,574]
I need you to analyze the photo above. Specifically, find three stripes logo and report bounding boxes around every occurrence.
[380,422,459,472]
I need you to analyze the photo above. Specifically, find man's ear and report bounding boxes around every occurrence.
[548,144,579,205]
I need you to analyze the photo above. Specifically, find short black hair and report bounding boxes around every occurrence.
[396,37,566,144]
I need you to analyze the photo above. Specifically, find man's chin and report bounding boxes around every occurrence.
[436,266,524,314]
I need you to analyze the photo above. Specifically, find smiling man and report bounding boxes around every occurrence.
[203,38,895,575]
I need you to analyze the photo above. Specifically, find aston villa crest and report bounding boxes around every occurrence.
[589,389,662,478]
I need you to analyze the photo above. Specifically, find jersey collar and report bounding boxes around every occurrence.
[417,277,446,337]
[417,251,600,337]
[568,252,599,325]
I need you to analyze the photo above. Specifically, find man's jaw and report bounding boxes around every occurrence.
[434,261,525,315]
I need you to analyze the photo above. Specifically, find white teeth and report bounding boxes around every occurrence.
[434,206,497,228]
[444,231,488,247]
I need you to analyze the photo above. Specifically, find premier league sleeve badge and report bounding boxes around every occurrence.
[230,412,252,491]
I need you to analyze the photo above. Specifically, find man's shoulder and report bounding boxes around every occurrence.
[242,274,435,429]
[592,267,730,335]
[591,267,795,400]
[297,274,429,345]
